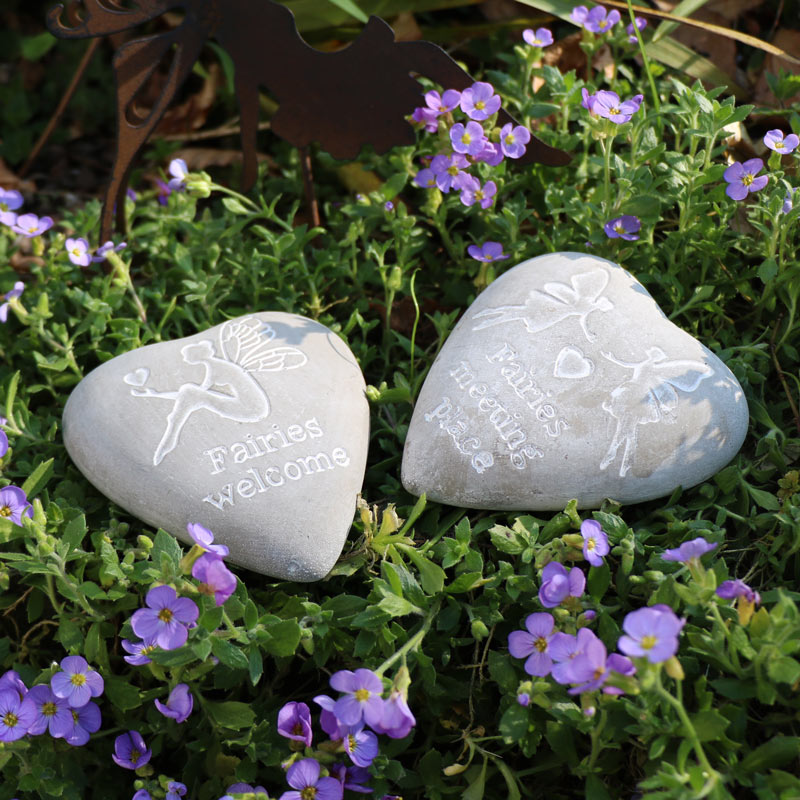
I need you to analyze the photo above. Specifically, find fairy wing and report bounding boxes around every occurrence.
[219,318,307,372]
[569,269,610,302]
[653,359,714,393]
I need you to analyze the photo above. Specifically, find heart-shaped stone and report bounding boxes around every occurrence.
[402,252,748,509]
[64,312,369,581]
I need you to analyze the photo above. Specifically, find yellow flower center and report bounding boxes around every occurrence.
[534,636,548,652]
[3,711,18,728]
[71,247,81,257]
[609,107,620,116]
[70,673,87,687]
[142,644,156,655]
[130,748,140,763]
[461,132,472,144]
[587,537,596,551]
[447,164,460,176]
[614,224,625,234]
[348,734,358,750]
[593,666,605,680]
[42,701,58,717]
[475,100,486,110]
[301,788,317,800]
[475,190,485,200]
[641,635,657,650]
[742,174,754,186]
[0,505,12,517]
[27,226,37,233]
[354,688,370,702]
[505,134,515,144]
[599,20,609,30]
[158,607,174,623]
[71,710,80,723]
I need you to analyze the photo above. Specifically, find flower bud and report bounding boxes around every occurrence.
[471,619,490,640]
[137,535,153,553]
[664,656,684,681]
[643,570,664,582]
[387,266,403,291]
[365,385,381,402]
[443,763,468,776]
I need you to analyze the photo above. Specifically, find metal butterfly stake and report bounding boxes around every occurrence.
[47,0,570,245]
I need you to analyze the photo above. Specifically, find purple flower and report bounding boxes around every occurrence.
[0,188,23,226]
[92,241,127,263]
[783,188,796,214]
[580,519,609,567]
[280,758,343,800]
[517,692,530,706]
[584,6,620,33]
[413,168,437,189]
[662,536,717,563]
[450,121,487,156]
[764,129,799,154]
[343,725,379,767]
[130,585,199,650]
[467,241,510,263]
[618,605,684,663]
[717,579,760,605]
[64,700,101,746]
[424,89,461,115]
[0,688,36,742]
[330,668,385,729]
[227,784,268,798]
[411,106,439,133]
[121,638,158,665]
[65,237,91,267]
[500,123,531,159]
[604,215,641,241]
[0,430,8,458]
[277,701,313,746]
[154,683,193,723]
[192,552,237,606]
[523,28,553,47]
[430,153,469,193]
[508,612,556,677]
[166,782,187,800]
[460,82,501,121]
[187,522,229,556]
[156,179,172,205]
[539,562,585,608]
[330,763,372,794]
[459,176,497,209]
[167,158,188,192]
[313,694,347,739]
[25,684,74,738]
[581,88,598,115]
[112,730,151,769]
[593,91,643,124]
[724,159,769,200]
[550,628,594,684]
[0,282,24,324]
[11,213,53,238]
[571,6,589,24]
[371,689,415,739]
[51,656,104,708]
[384,201,394,211]
[0,670,27,700]
[565,629,609,692]
[126,188,138,203]
[0,485,33,526]
[627,17,647,42]
[476,140,504,166]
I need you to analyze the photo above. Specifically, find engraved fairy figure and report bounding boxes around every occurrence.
[126,318,307,465]
[599,347,714,477]
[472,269,613,342]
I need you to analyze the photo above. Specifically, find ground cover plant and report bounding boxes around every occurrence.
[1,2,800,799]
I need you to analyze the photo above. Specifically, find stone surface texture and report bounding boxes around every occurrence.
[64,312,369,581]
[402,252,748,509]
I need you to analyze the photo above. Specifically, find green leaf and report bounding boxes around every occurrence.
[206,700,256,730]
[499,704,529,743]
[495,760,522,800]
[758,258,779,284]
[200,605,224,632]
[21,31,57,61]
[249,647,263,685]
[105,676,142,711]
[62,514,87,552]
[446,572,485,594]
[221,197,252,215]
[488,650,519,693]
[152,529,183,569]
[767,656,800,685]
[587,562,611,602]
[738,737,800,774]
[585,774,613,800]
[244,599,258,630]
[263,619,303,658]
[57,618,83,652]
[210,637,249,670]
[192,639,212,662]
[378,594,421,618]
[21,458,54,498]
[323,0,368,22]
[689,709,730,742]
[463,758,487,800]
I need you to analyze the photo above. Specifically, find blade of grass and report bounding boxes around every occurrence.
[653,0,714,42]
[323,0,368,23]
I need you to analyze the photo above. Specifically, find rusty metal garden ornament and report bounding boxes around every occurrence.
[47,0,570,244]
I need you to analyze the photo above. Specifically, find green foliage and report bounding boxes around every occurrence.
[1,15,800,800]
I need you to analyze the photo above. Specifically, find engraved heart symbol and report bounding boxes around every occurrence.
[554,346,593,379]
[123,367,150,387]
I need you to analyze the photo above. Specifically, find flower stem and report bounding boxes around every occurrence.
[375,599,441,677]
[655,671,722,797]
[626,0,660,116]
